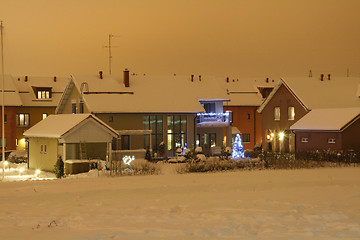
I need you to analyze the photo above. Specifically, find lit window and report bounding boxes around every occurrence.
[274,107,280,121]
[42,113,48,119]
[16,114,30,126]
[37,90,51,99]
[328,138,336,144]
[301,138,308,143]
[288,107,295,120]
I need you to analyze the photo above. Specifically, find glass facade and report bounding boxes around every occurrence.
[167,115,187,156]
[143,115,163,153]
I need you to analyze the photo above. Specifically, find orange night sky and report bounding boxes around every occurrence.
[1,0,359,78]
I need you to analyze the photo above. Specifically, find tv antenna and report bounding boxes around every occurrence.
[104,34,120,75]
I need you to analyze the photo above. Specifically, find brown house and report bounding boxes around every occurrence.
[290,108,360,151]
[258,76,360,153]
[223,77,276,149]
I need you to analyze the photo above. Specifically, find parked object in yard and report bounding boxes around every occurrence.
[8,150,28,163]
[0,150,15,161]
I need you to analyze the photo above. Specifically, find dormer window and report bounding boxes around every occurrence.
[32,87,52,99]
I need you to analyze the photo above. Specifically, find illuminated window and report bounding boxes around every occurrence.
[288,107,295,120]
[16,114,30,126]
[42,113,48,119]
[166,115,187,155]
[35,88,51,99]
[274,107,280,121]
[143,115,163,153]
[301,138,308,143]
[328,138,336,144]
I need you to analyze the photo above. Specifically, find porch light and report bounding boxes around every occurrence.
[279,132,285,141]
[3,161,8,167]
[35,169,41,176]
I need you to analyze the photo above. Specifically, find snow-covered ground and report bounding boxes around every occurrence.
[0,167,359,240]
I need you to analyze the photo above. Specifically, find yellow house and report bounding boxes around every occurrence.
[23,114,118,172]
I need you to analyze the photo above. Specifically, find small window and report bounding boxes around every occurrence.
[301,137,308,143]
[109,116,114,122]
[242,133,251,143]
[71,102,77,114]
[44,145,47,153]
[42,113,48,120]
[288,107,295,120]
[328,138,336,144]
[4,114,6,124]
[274,107,280,121]
[79,101,84,113]
[202,103,216,113]
[121,135,130,150]
[41,145,43,152]
[247,113,251,120]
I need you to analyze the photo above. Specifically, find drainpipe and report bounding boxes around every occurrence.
[26,139,29,169]
[254,108,256,148]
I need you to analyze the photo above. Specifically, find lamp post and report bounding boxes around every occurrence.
[1,21,5,180]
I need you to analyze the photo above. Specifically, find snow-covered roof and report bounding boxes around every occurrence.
[259,77,360,113]
[64,74,229,113]
[221,77,278,106]
[23,114,118,138]
[13,76,69,107]
[0,75,22,106]
[290,108,360,131]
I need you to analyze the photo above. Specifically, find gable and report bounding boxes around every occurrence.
[62,118,116,143]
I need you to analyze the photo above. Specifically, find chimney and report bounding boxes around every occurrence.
[191,74,194,82]
[99,71,103,79]
[54,76,57,82]
[25,76,28,82]
[320,74,324,81]
[226,77,229,83]
[327,74,331,80]
[199,75,201,81]
[123,68,130,87]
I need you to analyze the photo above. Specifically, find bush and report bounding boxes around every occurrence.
[220,145,231,160]
[125,159,160,175]
[54,156,64,178]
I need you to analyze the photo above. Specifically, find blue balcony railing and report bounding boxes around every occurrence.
[196,111,232,126]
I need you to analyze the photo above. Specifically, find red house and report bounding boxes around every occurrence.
[290,108,360,151]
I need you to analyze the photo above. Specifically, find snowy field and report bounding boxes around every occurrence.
[0,167,360,240]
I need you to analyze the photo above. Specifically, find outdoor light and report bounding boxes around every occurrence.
[35,169,41,176]
[19,168,24,176]
[279,132,285,141]
[4,161,8,167]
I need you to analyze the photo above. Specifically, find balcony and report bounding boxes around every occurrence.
[196,111,232,127]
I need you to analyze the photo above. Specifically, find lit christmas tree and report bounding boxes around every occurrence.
[232,133,245,159]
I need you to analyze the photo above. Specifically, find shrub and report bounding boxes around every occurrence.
[220,145,231,160]
[54,156,64,178]
[126,159,160,175]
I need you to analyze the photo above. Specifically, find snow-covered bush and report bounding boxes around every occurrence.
[126,159,160,175]
[220,145,231,160]
[195,147,203,154]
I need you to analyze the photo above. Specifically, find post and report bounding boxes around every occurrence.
[1,21,5,180]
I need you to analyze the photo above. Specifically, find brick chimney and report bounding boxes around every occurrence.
[123,68,130,87]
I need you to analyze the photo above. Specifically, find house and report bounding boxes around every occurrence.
[0,75,68,152]
[222,77,277,149]
[290,108,360,151]
[55,70,232,157]
[23,114,118,173]
[258,75,360,153]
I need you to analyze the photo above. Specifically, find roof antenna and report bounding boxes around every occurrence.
[104,34,120,75]
[309,69,312,78]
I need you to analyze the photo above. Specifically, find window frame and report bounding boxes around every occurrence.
[274,107,280,121]
[16,113,30,127]
[288,106,295,120]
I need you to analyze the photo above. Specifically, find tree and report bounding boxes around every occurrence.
[232,133,245,159]
[54,156,64,178]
